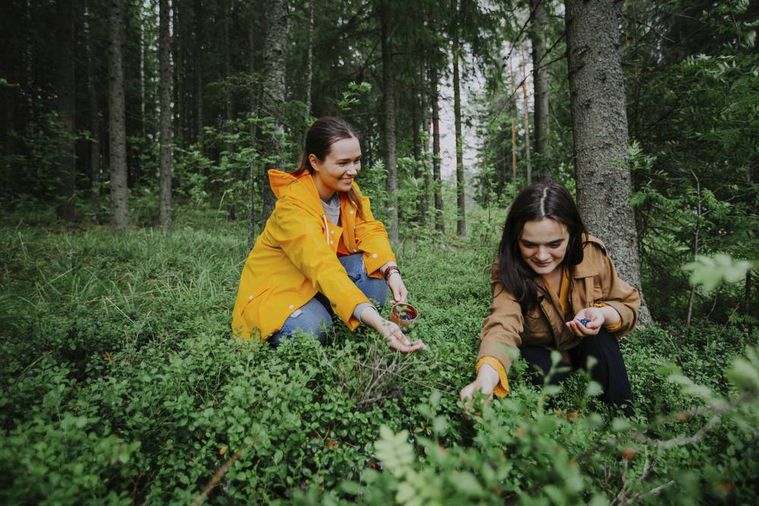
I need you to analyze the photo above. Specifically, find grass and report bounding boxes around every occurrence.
[0,213,756,504]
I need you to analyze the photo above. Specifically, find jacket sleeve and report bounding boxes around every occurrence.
[476,269,524,372]
[596,249,640,337]
[268,198,369,329]
[354,193,397,277]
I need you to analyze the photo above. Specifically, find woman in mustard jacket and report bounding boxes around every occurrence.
[232,117,425,353]
[460,181,639,412]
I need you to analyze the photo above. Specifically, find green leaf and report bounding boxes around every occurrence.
[451,471,484,496]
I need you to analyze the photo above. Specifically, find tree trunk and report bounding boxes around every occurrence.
[381,2,399,243]
[519,44,532,185]
[159,0,173,229]
[223,0,232,123]
[84,0,101,195]
[419,63,430,226]
[530,0,550,168]
[253,0,287,246]
[509,51,518,182]
[55,0,77,221]
[412,72,423,224]
[172,1,183,144]
[431,65,444,233]
[193,0,203,143]
[452,0,465,237]
[565,0,651,325]
[303,0,314,132]
[247,15,259,247]
[109,0,129,231]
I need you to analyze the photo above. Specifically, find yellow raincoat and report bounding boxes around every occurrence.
[231,169,396,341]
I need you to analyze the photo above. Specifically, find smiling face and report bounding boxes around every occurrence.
[518,218,570,275]
[310,136,362,201]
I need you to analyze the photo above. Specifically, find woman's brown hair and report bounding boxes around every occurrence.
[497,181,587,313]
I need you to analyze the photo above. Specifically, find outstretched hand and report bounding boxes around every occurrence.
[380,319,425,353]
[459,363,499,404]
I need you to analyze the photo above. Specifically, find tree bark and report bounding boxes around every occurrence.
[565,0,651,324]
[254,0,287,245]
[519,44,532,185]
[452,0,466,237]
[419,63,430,226]
[530,0,550,168]
[55,0,77,221]
[247,12,259,247]
[509,52,518,182]
[109,0,129,231]
[223,0,232,123]
[84,0,101,195]
[159,0,173,229]
[304,0,314,130]
[193,0,203,142]
[431,65,444,233]
[381,2,399,243]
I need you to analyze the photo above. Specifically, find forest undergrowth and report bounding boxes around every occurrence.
[0,212,756,505]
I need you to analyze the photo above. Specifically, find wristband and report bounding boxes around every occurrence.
[383,265,401,281]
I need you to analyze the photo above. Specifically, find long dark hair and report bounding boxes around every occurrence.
[296,116,364,218]
[497,181,587,313]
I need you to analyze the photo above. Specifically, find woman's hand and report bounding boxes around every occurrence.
[385,271,408,303]
[359,305,425,352]
[459,364,500,403]
[566,306,605,336]
[379,319,426,352]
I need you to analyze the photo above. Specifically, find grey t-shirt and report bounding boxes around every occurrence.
[321,193,341,225]
[321,194,376,322]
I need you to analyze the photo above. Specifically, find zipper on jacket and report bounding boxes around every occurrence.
[322,215,330,244]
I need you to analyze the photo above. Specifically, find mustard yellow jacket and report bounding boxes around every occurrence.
[477,236,640,372]
[231,170,396,341]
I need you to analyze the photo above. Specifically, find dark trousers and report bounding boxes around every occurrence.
[521,328,633,411]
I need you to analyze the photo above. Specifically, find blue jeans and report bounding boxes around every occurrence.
[269,254,388,346]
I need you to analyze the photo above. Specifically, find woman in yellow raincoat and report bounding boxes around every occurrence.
[231,117,425,353]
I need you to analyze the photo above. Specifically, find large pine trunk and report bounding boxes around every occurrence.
[565,0,651,324]
[55,0,77,221]
[109,0,129,231]
[530,0,550,166]
[381,2,399,243]
[158,0,173,229]
[452,0,466,236]
[519,44,532,185]
[431,65,444,233]
[84,0,101,196]
[253,0,287,246]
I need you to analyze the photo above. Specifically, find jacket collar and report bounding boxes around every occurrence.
[572,235,606,278]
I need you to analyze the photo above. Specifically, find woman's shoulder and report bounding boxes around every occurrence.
[574,235,612,276]
[581,234,611,260]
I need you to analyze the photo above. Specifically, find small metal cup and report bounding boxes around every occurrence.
[389,302,419,331]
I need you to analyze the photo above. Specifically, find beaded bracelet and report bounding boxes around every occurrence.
[383,265,401,280]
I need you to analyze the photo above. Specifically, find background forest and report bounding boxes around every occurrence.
[0,0,758,504]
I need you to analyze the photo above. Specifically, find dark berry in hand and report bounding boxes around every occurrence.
[579,318,591,326]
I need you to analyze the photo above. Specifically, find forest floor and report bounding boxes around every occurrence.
[0,211,756,504]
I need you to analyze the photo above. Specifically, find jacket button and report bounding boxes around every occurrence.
[248,295,253,301]
[330,230,334,234]
[288,304,294,310]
